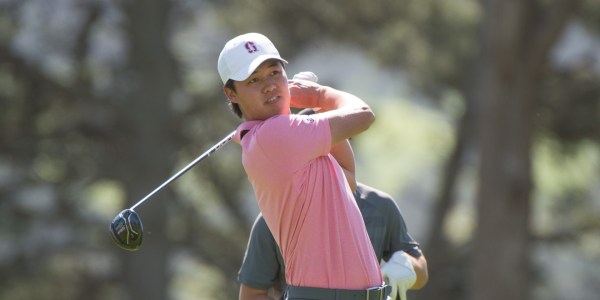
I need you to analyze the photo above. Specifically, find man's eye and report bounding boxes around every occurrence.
[248,78,259,84]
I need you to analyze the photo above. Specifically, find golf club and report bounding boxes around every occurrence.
[109,131,235,251]
[109,71,318,251]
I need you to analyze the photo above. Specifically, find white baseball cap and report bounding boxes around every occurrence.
[218,33,288,84]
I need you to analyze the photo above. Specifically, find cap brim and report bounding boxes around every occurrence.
[229,55,288,82]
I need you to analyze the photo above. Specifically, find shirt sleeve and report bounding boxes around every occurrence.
[256,114,331,172]
[385,199,422,259]
[238,215,284,289]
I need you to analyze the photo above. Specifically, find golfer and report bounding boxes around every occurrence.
[218,32,388,299]
[238,182,429,300]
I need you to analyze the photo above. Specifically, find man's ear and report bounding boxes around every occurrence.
[223,86,238,104]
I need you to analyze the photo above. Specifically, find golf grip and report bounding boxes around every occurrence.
[130,130,235,210]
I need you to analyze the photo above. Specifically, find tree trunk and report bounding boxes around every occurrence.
[116,0,178,299]
[420,95,475,300]
[467,1,577,299]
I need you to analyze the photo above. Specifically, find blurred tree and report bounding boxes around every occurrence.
[467,1,579,300]
[0,0,247,299]
[2,0,599,299]
[113,0,178,298]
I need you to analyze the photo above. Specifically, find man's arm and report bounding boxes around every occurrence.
[381,200,429,299]
[297,106,357,191]
[238,215,285,300]
[358,184,428,299]
[289,80,375,145]
[381,250,428,300]
[405,252,428,289]
[239,284,278,300]
[330,140,357,191]
[381,193,428,289]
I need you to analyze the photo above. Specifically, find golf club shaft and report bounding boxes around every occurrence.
[130,130,235,210]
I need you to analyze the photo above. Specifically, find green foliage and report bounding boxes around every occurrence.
[354,98,454,195]
[578,0,600,33]
[83,180,126,221]
[210,0,482,97]
[533,138,600,236]
[539,65,600,145]
[170,253,230,300]
[535,139,599,199]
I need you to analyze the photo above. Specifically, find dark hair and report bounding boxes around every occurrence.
[225,79,242,118]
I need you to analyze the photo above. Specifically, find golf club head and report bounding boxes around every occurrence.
[109,209,143,251]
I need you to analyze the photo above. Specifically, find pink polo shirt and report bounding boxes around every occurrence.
[234,114,382,289]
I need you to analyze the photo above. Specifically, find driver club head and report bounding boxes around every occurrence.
[109,209,143,251]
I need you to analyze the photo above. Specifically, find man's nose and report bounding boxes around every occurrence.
[263,78,277,93]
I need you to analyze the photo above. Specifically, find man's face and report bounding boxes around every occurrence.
[224,59,290,121]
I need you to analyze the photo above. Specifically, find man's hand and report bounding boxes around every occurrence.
[288,72,323,109]
[380,251,417,300]
[292,71,319,82]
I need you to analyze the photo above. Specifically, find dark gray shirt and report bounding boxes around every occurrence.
[238,182,421,291]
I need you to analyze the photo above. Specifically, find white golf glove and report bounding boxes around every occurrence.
[380,251,416,300]
[292,71,319,83]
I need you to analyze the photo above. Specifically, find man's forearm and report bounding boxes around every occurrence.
[239,284,278,300]
[330,139,357,191]
[407,254,428,289]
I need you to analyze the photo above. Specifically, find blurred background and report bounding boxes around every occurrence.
[1,0,599,299]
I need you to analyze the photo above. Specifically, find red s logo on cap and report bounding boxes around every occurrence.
[245,42,258,53]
